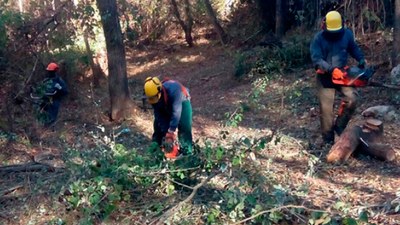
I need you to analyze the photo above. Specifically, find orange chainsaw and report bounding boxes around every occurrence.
[161,133,180,159]
[331,66,400,89]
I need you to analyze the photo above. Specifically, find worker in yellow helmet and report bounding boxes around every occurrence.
[144,77,192,159]
[310,11,366,146]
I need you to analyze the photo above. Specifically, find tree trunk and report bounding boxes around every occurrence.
[392,0,400,66]
[96,0,133,121]
[83,27,104,88]
[275,0,284,38]
[170,0,194,47]
[203,0,228,44]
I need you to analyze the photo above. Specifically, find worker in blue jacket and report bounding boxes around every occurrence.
[310,10,366,145]
[144,77,192,158]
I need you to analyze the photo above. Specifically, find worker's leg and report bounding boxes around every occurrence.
[44,101,60,127]
[178,100,193,155]
[317,79,336,145]
[335,86,358,135]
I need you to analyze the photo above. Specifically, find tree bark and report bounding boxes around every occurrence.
[170,0,194,47]
[326,126,362,163]
[392,0,400,66]
[83,26,104,88]
[203,0,228,44]
[275,0,284,38]
[96,0,133,121]
[356,143,396,161]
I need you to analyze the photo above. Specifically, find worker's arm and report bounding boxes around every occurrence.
[346,29,365,63]
[55,77,68,96]
[168,85,184,133]
[310,33,332,73]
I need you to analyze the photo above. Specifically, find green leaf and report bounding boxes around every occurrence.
[89,192,101,205]
[242,138,251,147]
[395,204,400,213]
[342,217,358,225]
[232,156,241,166]
[166,184,175,196]
[311,211,323,219]
[358,211,368,222]
[216,147,224,160]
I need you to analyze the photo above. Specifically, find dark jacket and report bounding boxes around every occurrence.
[310,28,364,73]
[152,80,190,133]
[47,76,68,101]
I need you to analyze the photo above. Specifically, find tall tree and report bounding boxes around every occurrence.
[275,0,284,38]
[170,0,194,47]
[203,0,228,44]
[96,0,132,121]
[393,0,400,66]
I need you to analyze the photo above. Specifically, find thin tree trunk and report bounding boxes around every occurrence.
[275,0,284,38]
[83,27,104,88]
[392,0,400,66]
[203,0,228,44]
[96,0,133,121]
[170,0,194,47]
[183,0,193,46]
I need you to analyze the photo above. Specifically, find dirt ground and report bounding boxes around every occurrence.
[1,31,400,224]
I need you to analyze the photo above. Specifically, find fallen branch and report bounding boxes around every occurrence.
[0,184,24,197]
[233,205,327,225]
[13,57,39,101]
[0,162,56,173]
[151,173,218,225]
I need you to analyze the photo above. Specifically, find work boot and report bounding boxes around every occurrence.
[322,131,335,146]
[313,136,333,150]
[334,113,352,136]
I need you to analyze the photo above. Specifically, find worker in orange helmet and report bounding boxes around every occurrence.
[34,62,68,127]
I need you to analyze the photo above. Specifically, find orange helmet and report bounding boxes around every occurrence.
[46,63,59,71]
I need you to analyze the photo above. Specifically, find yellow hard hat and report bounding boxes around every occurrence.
[325,11,342,31]
[144,77,162,104]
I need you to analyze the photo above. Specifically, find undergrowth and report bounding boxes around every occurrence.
[48,127,386,225]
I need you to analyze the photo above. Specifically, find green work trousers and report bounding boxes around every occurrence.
[178,100,193,154]
[317,77,359,144]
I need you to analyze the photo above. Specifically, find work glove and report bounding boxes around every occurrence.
[332,68,346,80]
[54,83,62,90]
[165,130,176,141]
[358,59,366,69]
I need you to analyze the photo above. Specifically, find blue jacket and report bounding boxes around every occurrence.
[310,28,364,72]
[152,80,190,132]
[44,76,68,101]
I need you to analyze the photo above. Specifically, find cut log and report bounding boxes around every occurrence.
[357,143,396,161]
[327,118,393,163]
[327,126,362,163]
[365,118,383,127]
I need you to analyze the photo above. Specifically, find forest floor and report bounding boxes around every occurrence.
[1,30,400,224]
